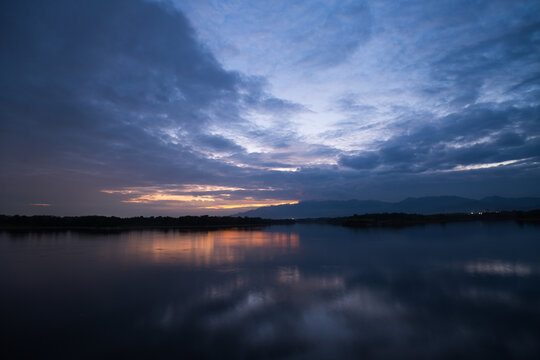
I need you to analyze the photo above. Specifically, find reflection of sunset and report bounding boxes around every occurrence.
[124,229,300,266]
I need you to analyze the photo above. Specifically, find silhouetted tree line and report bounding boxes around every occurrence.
[1,210,539,230]
[0,215,294,229]
[323,210,540,228]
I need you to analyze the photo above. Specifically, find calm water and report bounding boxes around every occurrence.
[1,222,539,359]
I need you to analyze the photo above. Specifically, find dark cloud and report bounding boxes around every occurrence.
[339,152,379,170]
[340,104,540,173]
[335,1,540,179]
[0,0,304,214]
[195,134,245,153]
[427,20,540,106]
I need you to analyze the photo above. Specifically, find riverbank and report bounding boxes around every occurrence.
[2,210,539,231]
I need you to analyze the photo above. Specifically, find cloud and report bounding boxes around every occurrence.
[194,134,246,153]
[339,104,540,173]
[0,0,308,214]
[339,152,379,170]
[294,0,372,66]
[174,0,372,70]
[331,1,540,180]
[426,18,540,107]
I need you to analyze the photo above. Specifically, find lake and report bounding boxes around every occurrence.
[1,222,539,359]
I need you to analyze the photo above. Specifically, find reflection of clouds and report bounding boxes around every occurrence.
[296,286,407,350]
[331,289,402,318]
[159,305,176,328]
[7,225,540,359]
[199,267,406,354]
[134,223,540,359]
[207,291,274,328]
[277,266,345,291]
[205,275,248,300]
[202,269,351,333]
[459,287,518,305]
[152,302,185,330]
[248,321,276,344]
[463,260,533,277]
[277,266,301,284]
[146,256,540,359]
[300,306,350,341]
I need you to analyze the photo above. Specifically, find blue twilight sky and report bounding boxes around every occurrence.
[1,0,539,215]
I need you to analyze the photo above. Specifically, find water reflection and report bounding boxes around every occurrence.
[1,223,540,359]
[117,228,299,266]
[463,259,533,276]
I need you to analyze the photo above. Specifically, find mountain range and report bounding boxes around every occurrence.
[235,196,540,219]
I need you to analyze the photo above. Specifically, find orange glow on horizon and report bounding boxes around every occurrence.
[101,184,298,211]
[121,193,216,203]
[203,201,299,209]
[180,184,249,192]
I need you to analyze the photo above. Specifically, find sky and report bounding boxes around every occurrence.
[1,0,539,216]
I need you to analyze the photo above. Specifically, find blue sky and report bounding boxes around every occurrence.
[1,0,539,215]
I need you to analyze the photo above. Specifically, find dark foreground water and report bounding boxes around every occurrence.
[1,222,540,360]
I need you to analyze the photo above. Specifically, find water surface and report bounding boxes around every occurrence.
[1,222,539,359]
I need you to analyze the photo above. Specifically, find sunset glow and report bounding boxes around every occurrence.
[203,201,299,210]
[101,186,298,212]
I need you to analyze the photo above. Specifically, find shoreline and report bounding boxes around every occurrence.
[1,211,539,232]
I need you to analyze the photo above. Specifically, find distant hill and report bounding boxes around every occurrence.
[235,196,540,219]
